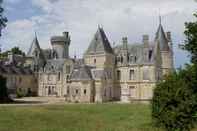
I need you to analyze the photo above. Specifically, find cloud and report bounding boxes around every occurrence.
[1,0,197,68]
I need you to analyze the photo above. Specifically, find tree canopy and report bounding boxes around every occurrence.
[152,13,197,131]
[0,0,7,36]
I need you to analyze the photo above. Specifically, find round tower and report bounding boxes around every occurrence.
[51,32,71,59]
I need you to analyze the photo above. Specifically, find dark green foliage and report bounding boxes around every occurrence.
[0,75,11,103]
[0,46,26,59]
[152,12,197,131]
[152,65,197,131]
[0,0,7,36]
[184,13,197,64]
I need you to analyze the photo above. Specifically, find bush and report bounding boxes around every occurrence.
[16,88,25,98]
[0,75,12,103]
[152,65,197,131]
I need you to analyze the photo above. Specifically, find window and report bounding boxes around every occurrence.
[129,56,133,63]
[120,56,123,63]
[129,86,136,98]
[66,65,71,74]
[143,67,150,80]
[134,56,137,63]
[76,89,79,94]
[94,59,96,64]
[66,75,69,82]
[117,70,121,80]
[148,50,153,62]
[58,72,61,81]
[67,86,70,94]
[129,70,135,80]
[19,77,22,83]
[84,89,87,95]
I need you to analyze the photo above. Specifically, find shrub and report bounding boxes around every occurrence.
[16,88,25,98]
[152,66,197,131]
[0,75,12,103]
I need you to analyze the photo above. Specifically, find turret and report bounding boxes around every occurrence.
[155,16,173,76]
[142,35,149,47]
[51,32,71,59]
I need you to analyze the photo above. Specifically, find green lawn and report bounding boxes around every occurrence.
[0,104,162,131]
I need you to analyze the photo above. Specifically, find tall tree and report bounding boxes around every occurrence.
[184,13,197,64]
[0,0,10,103]
[152,12,197,131]
[0,0,7,36]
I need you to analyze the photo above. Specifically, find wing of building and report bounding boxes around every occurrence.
[25,22,174,103]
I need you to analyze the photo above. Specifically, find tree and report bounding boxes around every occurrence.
[184,13,197,64]
[152,13,197,131]
[0,0,10,103]
[0,75,11,103]
[152,65,197,131]
[0,46,26,59]
[0,0,7,36]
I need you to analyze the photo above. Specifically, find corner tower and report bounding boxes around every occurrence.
[84,26,114,68]
[155,17,174,76]
[51,32,71,59]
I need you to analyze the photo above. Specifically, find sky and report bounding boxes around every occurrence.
[0,0,197,68]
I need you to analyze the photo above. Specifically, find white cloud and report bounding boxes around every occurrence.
[1,0,197,67]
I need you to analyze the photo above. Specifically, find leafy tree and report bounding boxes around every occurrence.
[184,13,197,64]
[0,0,10,103]
[152,65,197,131]
[0,75,11,103]
[0,46,26,59]
[152,13,197,131]
[0,0,7,36]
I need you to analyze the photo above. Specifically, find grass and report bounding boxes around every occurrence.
[0,104,162,131]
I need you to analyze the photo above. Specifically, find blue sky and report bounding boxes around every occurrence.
[1,0,197,68]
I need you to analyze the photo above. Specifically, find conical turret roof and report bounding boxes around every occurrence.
[27,35,42,57]
[155,23,170,51]
[85,27,113,55]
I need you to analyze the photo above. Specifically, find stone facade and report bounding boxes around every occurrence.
[27,22,173,103]
[0,65,37,98]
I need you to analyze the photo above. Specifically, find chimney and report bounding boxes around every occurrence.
[122,37,128,44]
[166,32,171,42]
[122,37,128,50]
[63,32,69,38]
[8,52,14,64]
[143,35,149,45]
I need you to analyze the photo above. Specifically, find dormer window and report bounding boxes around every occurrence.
[148,50,153,62]
[129,55,133,63]
[134,56,137,63]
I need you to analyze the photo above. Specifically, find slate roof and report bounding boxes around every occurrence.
[85,27,113,55]
[44,59,66,72]
[70,65,93,81]
[114,42,155,64]
[155,24,170,51]
[0,65,33,75]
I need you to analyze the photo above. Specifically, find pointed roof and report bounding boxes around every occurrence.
[85,27,113,55]
[27,34,42,57]
[155,19,170,51]
[71,65,93,81]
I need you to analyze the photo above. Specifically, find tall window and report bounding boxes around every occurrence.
[129,70,135,80]
[94,59,96,64]
[84,89,87,95]
[117,70,121,80]
[76,89,79,94]
[66,65,71,74]
[67,86,70,94]
[148,50,153,62]
[143,67,150,80]
[58,72,61,81]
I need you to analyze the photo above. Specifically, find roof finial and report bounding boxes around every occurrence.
[159,15,162,25]
[159,8,162,25]
[34,31,37,38]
